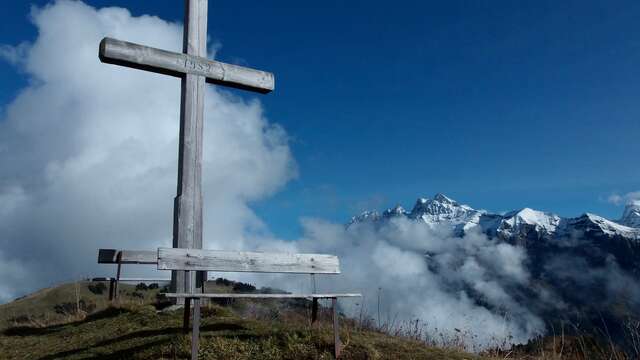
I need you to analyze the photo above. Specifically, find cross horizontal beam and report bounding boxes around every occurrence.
[99,37,274,93]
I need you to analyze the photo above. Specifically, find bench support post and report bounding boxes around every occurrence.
[191,298,200,360]
[114,252,122,301]
[332,297,341,358]
[311,298,318,325]
[183,297,191,333]
[108,278,116,301]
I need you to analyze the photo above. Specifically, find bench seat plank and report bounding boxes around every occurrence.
[163,292,361,299]
[157,247,340,274]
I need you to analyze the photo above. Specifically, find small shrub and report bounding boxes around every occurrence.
[131,291,145,299]
[88,282,107,295]
[148,283,159,290]
[53,299,96,315]
[232,282,256,293]
[215,277,233,286]
[201,304,234,318]
[135,283,149,291]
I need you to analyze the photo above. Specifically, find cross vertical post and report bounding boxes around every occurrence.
[172,0,208,301]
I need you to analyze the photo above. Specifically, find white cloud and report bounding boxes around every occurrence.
[0,0,295,301]
[607,191,640,206]
[295,218,545,350]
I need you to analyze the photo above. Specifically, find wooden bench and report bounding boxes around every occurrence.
[97,249,158,300]
[157,247,361,359]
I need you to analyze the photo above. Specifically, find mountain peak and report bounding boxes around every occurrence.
[407,194,479,232]
[433,193,455,203]
[621,201,640,228]
[499,208,561,235]
[383,205,407,217]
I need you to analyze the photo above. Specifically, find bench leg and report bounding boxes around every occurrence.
[192,298,200,360]
[114,261,122,301]
[311,298,318,326]
[183,297,191,333]
[108,278,115,301]
[332,298,341,358]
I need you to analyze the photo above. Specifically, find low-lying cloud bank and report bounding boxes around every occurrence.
[295,218,545,349]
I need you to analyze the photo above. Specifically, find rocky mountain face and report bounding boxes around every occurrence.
[349,194,640,347]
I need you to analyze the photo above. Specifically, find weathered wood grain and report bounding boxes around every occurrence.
[97,249,157,264]
[163,293,362,299]
[99,37,274,93]
[172,0,209,300]
[157,247,341,274]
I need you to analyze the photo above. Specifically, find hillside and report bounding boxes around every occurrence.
[0,280,483,360]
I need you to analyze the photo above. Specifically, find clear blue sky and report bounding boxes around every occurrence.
[2,0,639,239]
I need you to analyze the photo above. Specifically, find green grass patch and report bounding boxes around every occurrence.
[0,281,483,359]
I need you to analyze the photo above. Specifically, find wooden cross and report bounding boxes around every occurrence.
[98,0,274,298]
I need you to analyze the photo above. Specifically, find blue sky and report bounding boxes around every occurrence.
[2,0,639,239]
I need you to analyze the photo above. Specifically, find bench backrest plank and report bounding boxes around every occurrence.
[98,249,158,264]
[157,247,340,274]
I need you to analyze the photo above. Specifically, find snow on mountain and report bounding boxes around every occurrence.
[579,213,640,238]
[407,193,482,233]
[349,193,640,241]
[497,208,561,238]
[620,201,640,228]
[383,205,408,218]
[348,210,382,225]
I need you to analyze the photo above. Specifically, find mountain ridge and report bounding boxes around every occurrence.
[349,193,640,242]
[347,193,640,352]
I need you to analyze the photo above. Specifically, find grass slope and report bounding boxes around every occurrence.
[0,281,482,360]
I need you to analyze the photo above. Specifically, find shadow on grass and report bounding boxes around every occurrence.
[38,338,172,360]
[36,321,249,360]
[3,307,132,337]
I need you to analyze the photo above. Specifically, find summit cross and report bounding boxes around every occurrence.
[98,0,274,298]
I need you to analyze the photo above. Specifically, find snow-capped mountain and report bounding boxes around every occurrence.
[349,193,640,242]
[348,194,640,348]
[621,201,640,228]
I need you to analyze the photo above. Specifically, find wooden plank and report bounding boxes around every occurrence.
[157,247,341,274]
[99,37,274,93]
[163,293,362,299]
[98,249,157,264]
